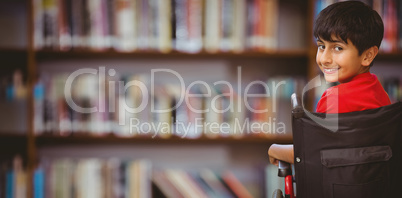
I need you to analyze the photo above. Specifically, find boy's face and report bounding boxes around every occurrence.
[316,35,368,83]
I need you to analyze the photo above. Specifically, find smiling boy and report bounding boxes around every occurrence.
[268,1,391,165]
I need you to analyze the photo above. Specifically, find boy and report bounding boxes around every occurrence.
[268,1,391,165]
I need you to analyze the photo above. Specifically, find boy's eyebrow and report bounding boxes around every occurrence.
[315,37,346,44]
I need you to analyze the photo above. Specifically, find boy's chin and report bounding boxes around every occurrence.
[323,75,339,83]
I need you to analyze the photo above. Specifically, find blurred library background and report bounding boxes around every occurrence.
[0,0,401,197]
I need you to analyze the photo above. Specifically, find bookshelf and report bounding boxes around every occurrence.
[35,49,308,59]
[35,134,293,146]
[0,0,401,197]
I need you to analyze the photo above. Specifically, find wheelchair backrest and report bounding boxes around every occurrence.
[292,101,402,198]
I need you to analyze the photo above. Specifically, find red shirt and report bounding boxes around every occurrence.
[316,72,391,113]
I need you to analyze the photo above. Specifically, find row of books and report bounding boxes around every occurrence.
[0,70,27,102]
[0,70,28,134]
[314,0,402,52]
[33,158,254,198]
[33,71,305,138]
[382,76,402,103]
[0,156,27,198]
[33,0,278,53]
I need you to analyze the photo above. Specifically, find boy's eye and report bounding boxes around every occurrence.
[318,45,325,50]
[334,46,343,51]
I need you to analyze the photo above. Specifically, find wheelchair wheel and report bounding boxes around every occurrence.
[272,189,284,198]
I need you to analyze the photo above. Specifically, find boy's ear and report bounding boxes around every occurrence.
[361,46,379,67]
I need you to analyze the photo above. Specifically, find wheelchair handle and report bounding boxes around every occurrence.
[278,161,292,177]
[277,161,295,198]
[291,93,304,118]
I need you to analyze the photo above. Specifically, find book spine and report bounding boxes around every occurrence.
[70,0,82,48]
[398,0,402,50]
[220,0,234,51]
[58,0,72,51]
[101,0,113,49]
[165,170,199,197]
[232,0,246,52]
[174,0,189,52]
[204,0,220,52]
[34,81,45,134]
[187,0,203,53]
[33,168,45,198]
[221,171,253,198]
[43,0,59,49]
[264,0,278,50]
[137,0,150,50]
[245,0,254,50]
[87,0,106,50]
[114,0,137,51]
[106,0,116,49]
[5,170,13,198]
[382,0,398,52]
[148,0,159,50]
[82,0,91,48]
[33,0,44,50]
[157,0,172,53]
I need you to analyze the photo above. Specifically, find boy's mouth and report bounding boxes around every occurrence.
[323,67,339,74]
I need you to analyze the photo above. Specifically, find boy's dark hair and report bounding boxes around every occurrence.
[313,1,384,58]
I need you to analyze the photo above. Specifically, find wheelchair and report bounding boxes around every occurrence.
[272,93,402,198]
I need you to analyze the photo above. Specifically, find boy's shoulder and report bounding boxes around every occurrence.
[316,72,391,113]
[323,72,375,96]
[337,72,376,91]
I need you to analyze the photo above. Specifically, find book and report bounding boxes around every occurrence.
[232,0,246,52]
[381,0,398,52]
[204,0,221,52]
[156,0,173,53]
[382,76,401,103]
[42,0,59,49]
[77,159,103,198]
[198,169,233,197]
[13,156,26,198]
[58,0,72,51]
[152,171,185,198]
[33,167,45,198]
[102,158,120,198]
[114,0,137,52]
[221,171,253,198]
[398,0,402,50]
[70,0,85,48]
[165,169,207,197]
[220,0,234,51]
[34,0,44,49]
[138,160,152,198]
[136,0,151,50]
[174,0,204,52]
[264,0,278,50]
[5,170,13,198]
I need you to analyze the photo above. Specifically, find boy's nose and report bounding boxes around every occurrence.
[320,50,332,65]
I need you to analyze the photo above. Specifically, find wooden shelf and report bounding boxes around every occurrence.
[0,47,27,52]
[0,48,27,57]
[0,133,27,140]
[35,133,292,146]
[35,49,308,60]
[32,49,402,61]
[377,52,402,61]
[0,133,27,157]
